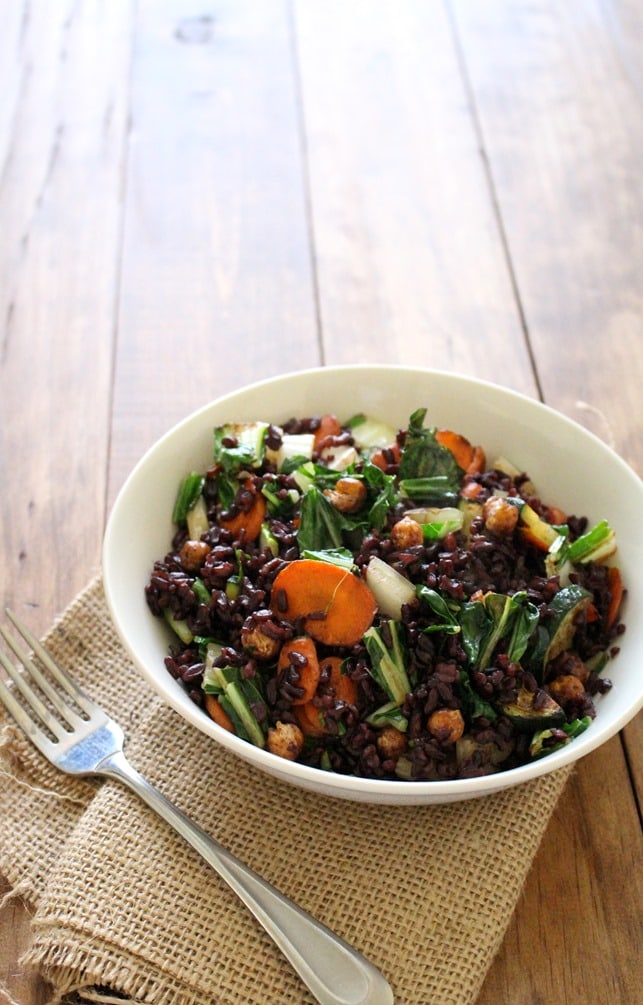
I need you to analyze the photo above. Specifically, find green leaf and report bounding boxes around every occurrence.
[296,486,349,551]
[458,671,497,721]
[172,473,205,525]
[301,547,356,570]
[363,620,412,704]
[399,410,464,489]
[416,585,461,635]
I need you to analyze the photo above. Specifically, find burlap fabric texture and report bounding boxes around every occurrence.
[0,575,572,1005]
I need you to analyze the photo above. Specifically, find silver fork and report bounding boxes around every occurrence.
[0,610,393,1005]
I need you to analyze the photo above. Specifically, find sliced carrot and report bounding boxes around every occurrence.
[278,636,321,705]
[270,558,377,647]
[204,694,235,733]
[370,441,401,471]
[520,527,551,552]
[545,505,568,525]
[320,655,358,706]
[466,444,486,475]
[460,480,483,500]
[220,479,266,541]
[606,566,624,631]
[294,657,357,737]
[435,429,475,471]
[313,413,342,452]
[294,701,327,738]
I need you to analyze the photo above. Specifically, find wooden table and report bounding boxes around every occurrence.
[1,2,641,1002]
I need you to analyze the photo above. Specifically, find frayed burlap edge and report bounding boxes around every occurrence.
[24,937,232,1005]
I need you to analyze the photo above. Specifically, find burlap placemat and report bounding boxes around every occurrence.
[0,576,572,1005]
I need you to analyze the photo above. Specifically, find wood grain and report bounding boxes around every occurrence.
[293,0,538,389]
[0,5,131,1002]
[0,1,641,1003]
[451,0,643,476]
[0,0,132,626]
[108,0,320,500]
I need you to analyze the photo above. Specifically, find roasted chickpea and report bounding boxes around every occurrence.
[179,539,211,572]
[390,516,424,549]
[375,725,408,762]
[482,496,519,536]
[547,674,586,706]
[240,612,282,661]
[324,477,368,513]
[267,721,305,760]
[427,708,465,745]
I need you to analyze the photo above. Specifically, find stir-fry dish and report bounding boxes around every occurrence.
[145,408,625,781]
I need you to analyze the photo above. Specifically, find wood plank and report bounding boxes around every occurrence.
[451,2,643,999]
[0,0,132,627]
[293,0,537,389]
[108,0,320,500]
[450,0,643,476]
[478,737,643,1004]
[0,3,133,1002]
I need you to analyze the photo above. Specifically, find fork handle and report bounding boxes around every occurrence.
[98,751,393,1005]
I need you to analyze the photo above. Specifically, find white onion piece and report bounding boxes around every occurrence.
[365,555,416,620]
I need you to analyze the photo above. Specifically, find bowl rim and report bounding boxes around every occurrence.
[103,364,643,801]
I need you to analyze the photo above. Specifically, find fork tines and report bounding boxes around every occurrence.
[0,610,91,747]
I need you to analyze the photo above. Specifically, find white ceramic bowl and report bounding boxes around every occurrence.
[103,365,643,804]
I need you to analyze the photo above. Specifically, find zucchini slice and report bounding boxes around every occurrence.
[543,585,593,672]
[502,684,565,732]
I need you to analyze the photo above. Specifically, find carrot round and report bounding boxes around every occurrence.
[313,413,342,452]
[271,559,377,646]
[370,441,401,471]
[278,636,321,705]
[294,656,358,737]
[466,444,486,475]
[220,480,266,541]
[460,480,483,500]
[606,566,624,631]
[435,429,475,471]
[320,655,358,706]
[294,701,327,738]
[204,693,235,733]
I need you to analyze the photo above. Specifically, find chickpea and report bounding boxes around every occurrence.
[390,516,424,549]
[179,539,211,572]
[547,674,586,706]
[240,613,282,661]
[549,652,589,683]
[267,721,305,761]
[324,477,367,513]
[376,725,408,762]
[427,708,465,745]
[482,496,519,536]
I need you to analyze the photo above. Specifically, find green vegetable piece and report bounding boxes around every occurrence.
[300,547,356,570]
[458,671,497,722]
[363,620,412,705]
[542,585,593,672]
[502,684,565,732]
[259,523,280,556]
[398,476,459,506]
[213,421,269,474]
[399,408,464,484]
[203,665,267,748]
[296,486,349,552]
[366,701,409,732]
[345,413,397,451]
[416,585,461,635]
[192,578,211,605]
[567,519,616,564]
[172,472,205,525]
[529,716,592,758]
[163,608,193,645]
